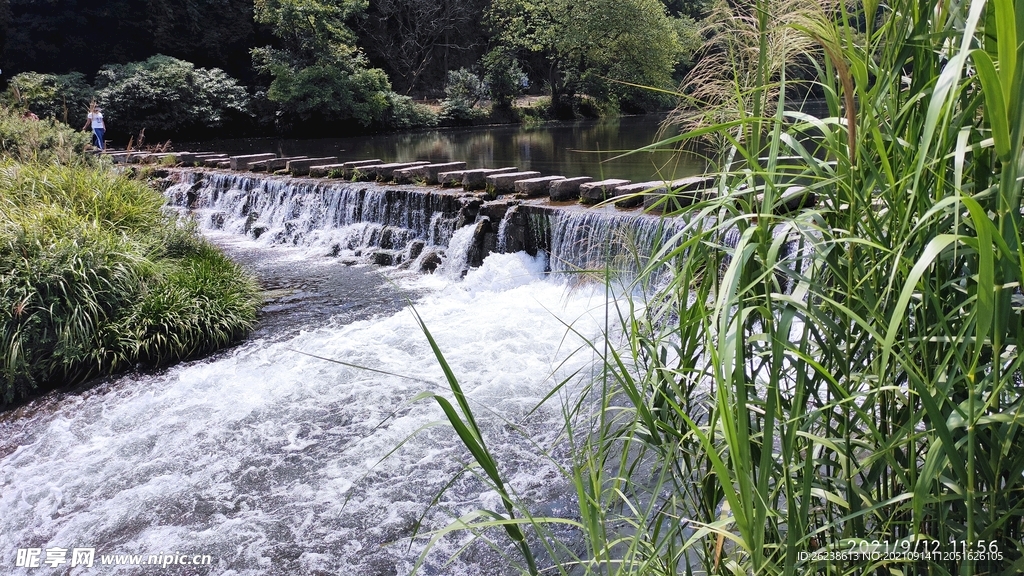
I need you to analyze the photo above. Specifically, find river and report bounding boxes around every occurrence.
[0,152,678,573]
[181,115,706,183]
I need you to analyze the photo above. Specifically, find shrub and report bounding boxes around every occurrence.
[94,55,251,140]
[380,92,438,130]
[0,162,259,405]
[2,72,95,123]
[439,68,487,124]
[0,105,91,164]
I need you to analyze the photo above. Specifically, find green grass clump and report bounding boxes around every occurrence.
[0,105,91,165]
[414,0,1024,574]
[0,162,259,405]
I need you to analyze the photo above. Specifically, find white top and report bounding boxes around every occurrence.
[88,112,104,129]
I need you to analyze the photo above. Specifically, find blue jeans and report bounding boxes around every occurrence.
[93,128,105,150]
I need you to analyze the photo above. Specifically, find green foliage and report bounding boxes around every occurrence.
[439,68,487,123]
[481,50,525,109]
[253,0,434,131]
[2,0,258,84]
[0,106,91,164]
[418,0,1024,573]
[380,92,438,130]
[0,162,259,406]
[94,55,251,139]
[2,72,94,123]
[487,0,685,113]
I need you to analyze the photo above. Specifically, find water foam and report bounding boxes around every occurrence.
[0,252,614,575]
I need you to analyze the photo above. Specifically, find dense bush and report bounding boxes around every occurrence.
[94,55,251,140]
[2,72,94,123]
[438,68,487,123]
[0,162,260,405]
[0,105,91,164]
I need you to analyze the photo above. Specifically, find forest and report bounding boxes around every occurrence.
[0,0,707,140]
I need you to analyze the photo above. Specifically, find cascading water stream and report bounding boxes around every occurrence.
[0,169,729,575]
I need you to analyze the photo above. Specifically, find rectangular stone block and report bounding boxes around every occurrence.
[216,160,231,169]
[579,179,630,204]
[395,162,467,185]
[251,156,307,172]
[308,163,349,178]
[755,185,817,214]
[339,159,384,179]
[549,177,593,201]
[201,156,228,167]
[230,153,277,170]
[438,170,467,187]
[485,171,542,196]
[642,176,716,212]
[462,167,519,191]
[354,161,431,182]
[514,176,565,198]
[288,157,338,176]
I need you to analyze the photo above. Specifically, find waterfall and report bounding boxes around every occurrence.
[165,171,466,267]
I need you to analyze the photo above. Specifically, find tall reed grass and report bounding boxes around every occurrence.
[415,0,1024,573]
[0,161,260,405]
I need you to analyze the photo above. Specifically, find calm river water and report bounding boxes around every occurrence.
[183,115,707,183]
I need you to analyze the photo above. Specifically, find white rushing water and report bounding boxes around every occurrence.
[0,248,618,575]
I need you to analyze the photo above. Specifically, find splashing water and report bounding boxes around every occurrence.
[0,246,615,575]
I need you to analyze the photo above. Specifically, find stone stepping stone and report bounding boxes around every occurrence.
[514,176,565,198]
[288,157,338,176]
[201,155,229,167]
[394,162,467,185]
[338,159,384,179]
[462,167,519,191]
[754,185,817,214]
[230,153,276,170]
[642,176,716,212]
[549,177,593,201]
[251,156,307,172]
[308,163,350,178]
[580,179,631,204]
[486,171,541,196]
[353,161,431,182]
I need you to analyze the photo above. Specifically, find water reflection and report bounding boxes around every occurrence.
[184,115,708,183]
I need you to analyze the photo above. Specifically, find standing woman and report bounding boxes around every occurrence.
[82,103,106,151]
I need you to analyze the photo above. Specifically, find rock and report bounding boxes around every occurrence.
[395,162,467,185]
[339,159,384,179]
[251,156,308,172]
[230,153,277,170]
[514,176,565,198]
[485,171,541,197]
[437,170,468,187]
[579,179,630,204]
[462,167,518,191]
[419,250,443,273]
[755,185,817,214]
[549,177,593,201]
[308,163,348,178]
[251,225,269,239]
[612,182,660,208]
[200,155,228,167]
[371,251,396,266]
[354,161,431,182]
[287,157,338,176]
[407,240,426,260]
[642,176,716,213]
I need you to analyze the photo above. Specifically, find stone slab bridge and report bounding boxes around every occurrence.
[111,148,818,216]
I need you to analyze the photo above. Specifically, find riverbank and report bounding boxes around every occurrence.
[0,160,261,408]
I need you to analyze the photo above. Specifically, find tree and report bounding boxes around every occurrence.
[2,72,94,122]
[252,0,419,131]
[486,0,686,115]
[357,0,490,96]
[94,55,250,140]
[1,0,257,82]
